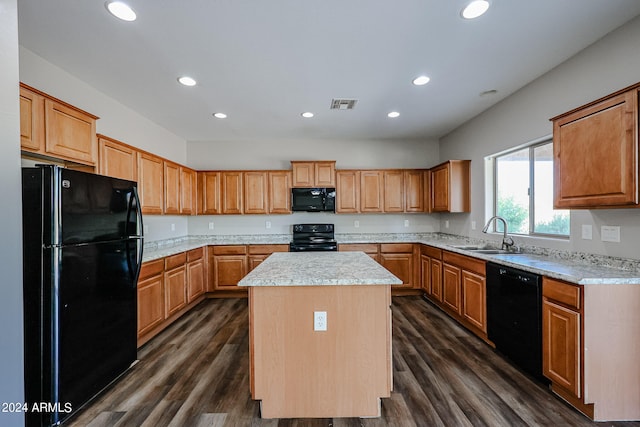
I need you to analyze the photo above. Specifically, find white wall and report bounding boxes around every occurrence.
[0,0,25,425]
[439,15,640,260]
[187,137,439,170]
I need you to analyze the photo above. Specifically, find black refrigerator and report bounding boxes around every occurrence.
[22,165,143,427]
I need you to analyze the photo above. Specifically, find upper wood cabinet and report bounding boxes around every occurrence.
[383,170,404,212]
[268,171,291,214]
[291,161,336,187]
[163,161,181,215]
[405,169,428,213]
[198,171,221,214]
[336,170,360,213]
[180,167,197,215]
[98,135,137,181]
[19,83,99,166]
[551,85,639,208]
[137,151,164,215]
[431,160,471,213]
[244,171,269,214]
[221,171,243,214]
[360,170,384,212]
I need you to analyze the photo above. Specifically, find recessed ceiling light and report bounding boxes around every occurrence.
[301,112,314,118]
[461,0,490,19]
[177,76,197,87]
[387,111,400,118]
[412,76,430,86]
[213,113,227,119]
[105,1,137,22]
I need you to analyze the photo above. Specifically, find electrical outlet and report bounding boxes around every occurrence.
[404,219,410,228]
[471,221,476,230]
[354,220,360,228]
[208,222,215,230]
[171,223,175,231]
[581,224,592,240]
[314,311,327,331]
[601,225,620,243]
[265,221,271,229]
[445,220,450,229]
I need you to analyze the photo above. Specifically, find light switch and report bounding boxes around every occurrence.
[601,226,620,243]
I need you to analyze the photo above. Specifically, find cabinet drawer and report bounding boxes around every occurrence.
[165,252,187,270]
[187,247,204,262]
[248,244,290,255]
[339,243,379,254]
[139,259,164,280]
[380,243,413,253]
[421,245,442,259]
[543,277,581,310]
[213,245,248,255]
[442,251,485,276]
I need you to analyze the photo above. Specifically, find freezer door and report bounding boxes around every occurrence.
[54,240,138,424]
[60,168,141,245]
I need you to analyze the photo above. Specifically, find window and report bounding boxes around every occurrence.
[491,139,569,237]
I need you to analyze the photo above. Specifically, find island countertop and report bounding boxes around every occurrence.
[238,251,403,287]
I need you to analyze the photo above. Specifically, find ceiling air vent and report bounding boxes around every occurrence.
[330,99,358,110]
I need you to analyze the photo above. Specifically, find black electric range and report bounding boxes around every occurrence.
[289,224,337,252]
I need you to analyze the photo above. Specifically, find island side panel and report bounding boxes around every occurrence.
[249,285,392,419]
[584,284,640,421]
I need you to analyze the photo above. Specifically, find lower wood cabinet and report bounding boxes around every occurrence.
[248,244,289,271]
[212,245,248,291]
[379,243,417,289]
[338,243,379,262]
[137,259,165,339]
[423,248,487,338]
[186,248,205,302]
[164,253,187,318]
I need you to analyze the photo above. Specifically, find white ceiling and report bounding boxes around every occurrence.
[17,1,640,143]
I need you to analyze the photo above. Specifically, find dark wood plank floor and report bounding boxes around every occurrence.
[67,297,640,427]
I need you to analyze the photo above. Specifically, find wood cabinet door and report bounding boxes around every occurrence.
[98,135,137,181]
[180,167,196,215]
[244,171,269,214]
[221,172,243,214]
[423,170,432,213]
[44,98,97,165]
[462,270,486,332]
[430,259,443,302]
[164,266,187,318]
[336,170,360,213]
[291,162,315,187]
[543,299,581,397]
[137,273,164,338]
[213,255,247,290]
[431,164,450,212]
[553,89,638,208]
[360,171,384,212]
[405,170,425,212]
[442,263,462,314]
[163,161,181,214]
[138,152,164,214]
[187,259,205,302]
[19,86,44,152]
[421,255,431,294]
[315,161,336,187]
[198,171,221,214]
[248,254,268,272]
[383,170,404,212]
[380,253,413,288]
[268,171,291,214]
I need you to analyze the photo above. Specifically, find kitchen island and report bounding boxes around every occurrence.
[238,251,402,419]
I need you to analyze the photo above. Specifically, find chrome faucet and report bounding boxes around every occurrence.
[482,216,515,251]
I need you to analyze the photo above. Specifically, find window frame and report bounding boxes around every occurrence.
[490,137,569,239]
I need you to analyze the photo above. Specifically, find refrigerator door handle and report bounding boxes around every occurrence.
[128,186,144,287]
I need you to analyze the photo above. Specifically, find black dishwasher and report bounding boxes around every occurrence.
[486,262,547,383]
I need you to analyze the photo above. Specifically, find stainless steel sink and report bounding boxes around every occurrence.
[449,245,523,255]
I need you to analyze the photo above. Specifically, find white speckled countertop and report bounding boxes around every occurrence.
[142,232,640,286]
[237,252,403,286]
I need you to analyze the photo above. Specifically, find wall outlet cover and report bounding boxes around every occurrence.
[581,224,593,240]
[601,225,621,243]
[314,311,327,331]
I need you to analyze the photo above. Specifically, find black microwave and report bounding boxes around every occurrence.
[291,188,336,212]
